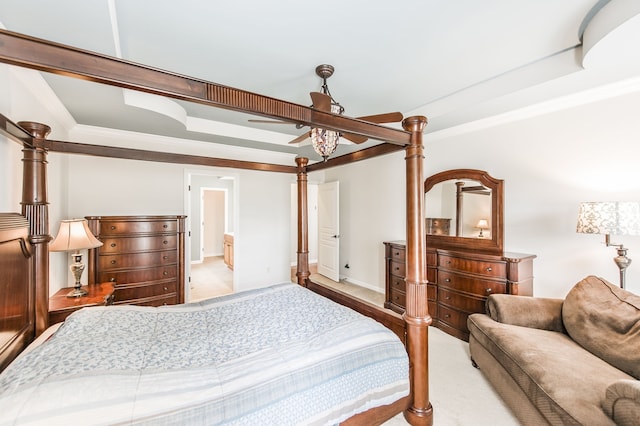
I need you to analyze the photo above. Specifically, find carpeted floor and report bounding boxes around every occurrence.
[189,256,233,302]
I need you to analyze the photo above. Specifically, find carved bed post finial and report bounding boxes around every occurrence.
[18,121,52,337]
[402,116,433,426]
[295,157,310,287]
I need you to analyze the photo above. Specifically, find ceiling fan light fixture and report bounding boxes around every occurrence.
[311,127,339,162]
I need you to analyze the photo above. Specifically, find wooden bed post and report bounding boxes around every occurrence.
[18,121,52,337]
[402,116,433,426]
[295,157,310,286]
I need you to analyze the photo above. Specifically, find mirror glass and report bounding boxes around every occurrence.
[425,179,492,239]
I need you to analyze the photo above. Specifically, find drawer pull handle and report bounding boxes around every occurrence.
[110,260,116,264]
[163,224,168,228]
[444,278,451,283]
[444,314,450,318]
[486,288,492,293]
[163,256,168,260]
[445,296,451,300]
[110,226,116,230]
[486,267,492,272]
[395,251,399,256]
[109,278,116,282]
[163,271,168,276]
[163,240,168,245]
[110,243,116,248]
[164,287,168,291]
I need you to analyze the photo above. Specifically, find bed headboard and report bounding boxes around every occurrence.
[0,213,34,372]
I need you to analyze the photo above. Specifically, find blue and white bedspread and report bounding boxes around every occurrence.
[0,283,409,425]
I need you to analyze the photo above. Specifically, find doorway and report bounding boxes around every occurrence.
[186,170,236,302]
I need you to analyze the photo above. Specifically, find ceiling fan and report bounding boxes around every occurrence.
[249,64,403,160]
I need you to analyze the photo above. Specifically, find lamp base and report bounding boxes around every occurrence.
[67,252,87,297]
[66,285,88,298]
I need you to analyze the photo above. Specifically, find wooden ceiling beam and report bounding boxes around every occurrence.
[38,139,297,174]
[0,29,411,146]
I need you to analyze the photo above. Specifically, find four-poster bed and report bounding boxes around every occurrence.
[0,29,433,425]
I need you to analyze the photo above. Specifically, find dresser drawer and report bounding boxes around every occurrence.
[98,220,178,235]
[427,283,437,301]
[113,292,178,307]
[438,287,486,313]
[113,281,177,303]
[98,250,177,270]
[388,288,406,308]
[389,246,405,262]
[99,265,177,285]
[438,305,469,331]
[389,274,406,293]
[438,254,506,278]
[99,235,177,254]
[438,270,506,297]
[389,260,405,278]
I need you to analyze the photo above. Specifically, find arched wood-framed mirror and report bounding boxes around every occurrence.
[424,169,504,253]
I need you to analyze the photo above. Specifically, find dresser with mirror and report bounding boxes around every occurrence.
[384,169,536,341]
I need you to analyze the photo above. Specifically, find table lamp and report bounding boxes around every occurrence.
[476,219,489,238]
[49,219,103,297]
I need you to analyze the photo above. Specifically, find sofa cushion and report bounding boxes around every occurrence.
[562,275,640,379]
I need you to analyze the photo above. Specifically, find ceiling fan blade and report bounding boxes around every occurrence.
[288,132,311,144]
[356,112,404,124]
[342,133,368,144]
[310,92,332,112]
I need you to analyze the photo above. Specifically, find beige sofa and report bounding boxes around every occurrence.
[467,275,640,425]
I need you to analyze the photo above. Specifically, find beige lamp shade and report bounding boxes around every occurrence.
[49,219,103,252]
[576,202,640,236]
[476,219,489,229]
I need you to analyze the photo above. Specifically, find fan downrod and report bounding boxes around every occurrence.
[315,64,335,80]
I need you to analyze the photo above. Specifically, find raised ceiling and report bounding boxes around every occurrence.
[1,0,639,164]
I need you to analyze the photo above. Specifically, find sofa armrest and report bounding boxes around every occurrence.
[485,294,566,332]
[603,379,640,426]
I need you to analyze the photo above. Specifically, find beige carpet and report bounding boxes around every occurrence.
[189,256,233,302]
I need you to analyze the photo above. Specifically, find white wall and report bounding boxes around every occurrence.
[327,90,640,298]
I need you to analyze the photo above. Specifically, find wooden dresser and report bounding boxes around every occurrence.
[384,241,535,341]
[86,215,186,306]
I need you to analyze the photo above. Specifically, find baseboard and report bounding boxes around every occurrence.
[340,276,384,294]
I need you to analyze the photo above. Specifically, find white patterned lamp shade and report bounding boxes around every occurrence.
[576,202,640,236]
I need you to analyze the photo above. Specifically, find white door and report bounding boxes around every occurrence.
[317,181,340,281]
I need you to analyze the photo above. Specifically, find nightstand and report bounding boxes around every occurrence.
[48,282,115,324]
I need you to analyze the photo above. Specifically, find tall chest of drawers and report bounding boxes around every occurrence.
[86,215,186,306]
[384,241,535,341]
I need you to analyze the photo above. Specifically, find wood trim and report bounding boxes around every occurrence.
[307,143,405,172]
[0,29,411,146]
[0,114,34,147]
[37,138,297,174]
[341,395,411,426]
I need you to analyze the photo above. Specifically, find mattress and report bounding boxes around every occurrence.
[0,283,409,425]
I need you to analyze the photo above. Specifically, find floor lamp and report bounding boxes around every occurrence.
[576,201,640,289]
